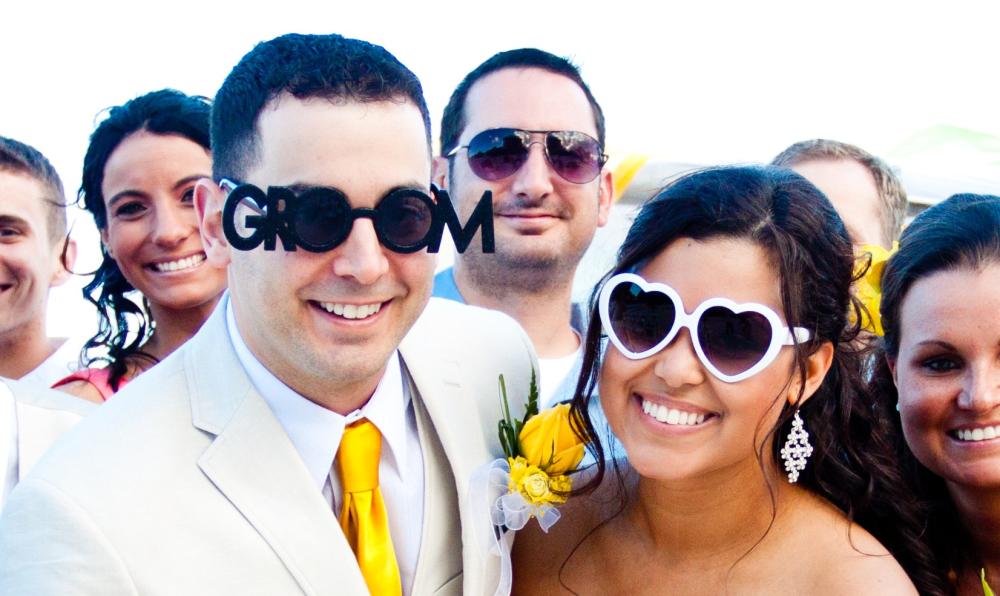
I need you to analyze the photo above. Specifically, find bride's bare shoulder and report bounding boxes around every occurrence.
[511,463,628,594]
[788,495,918,595]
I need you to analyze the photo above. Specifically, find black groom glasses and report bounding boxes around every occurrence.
[219,179,494,254]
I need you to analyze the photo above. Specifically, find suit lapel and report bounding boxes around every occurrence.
[408,377,462,595]
[399,338,496,596]
[187,304,369,595]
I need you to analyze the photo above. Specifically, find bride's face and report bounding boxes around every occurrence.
[599,236,799,483]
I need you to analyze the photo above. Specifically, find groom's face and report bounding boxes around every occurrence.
[225,95,435,399]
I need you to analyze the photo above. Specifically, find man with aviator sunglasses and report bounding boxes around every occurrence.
[434,48,613,408]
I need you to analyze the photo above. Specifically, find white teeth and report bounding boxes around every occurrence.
[153,254,205,273]
[954,425,1000,442]
[317,301,382,320]
[641,399,709,427]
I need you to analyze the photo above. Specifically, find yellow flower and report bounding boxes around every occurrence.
[518,403,586,476]
[508,456,570,506]
[854,242,898,336]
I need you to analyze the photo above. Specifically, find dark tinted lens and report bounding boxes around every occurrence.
[291,188,350,250]
[698,307,772,375]
[545,131,602,183]
[466,129,528,180]
[377,190,434,249]
[608,281,676,353]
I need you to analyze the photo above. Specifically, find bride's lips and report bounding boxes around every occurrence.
[634,393,719,432]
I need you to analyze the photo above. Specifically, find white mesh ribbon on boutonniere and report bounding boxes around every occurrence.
[468,372,586,596]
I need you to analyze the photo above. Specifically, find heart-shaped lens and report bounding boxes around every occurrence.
[697,306,773,376]
[608,280,677,355]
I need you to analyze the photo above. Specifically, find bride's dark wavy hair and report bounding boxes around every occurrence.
[78,89,211,390]
[872,193,1000,588]
[569,165,948,595]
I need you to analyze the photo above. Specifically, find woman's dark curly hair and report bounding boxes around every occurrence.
[872,193,1000,589]
[568,165,949,595]
[78,89,211,390]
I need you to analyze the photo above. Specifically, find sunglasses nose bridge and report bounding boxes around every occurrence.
[509,141,555,196]
[650,325,708,389]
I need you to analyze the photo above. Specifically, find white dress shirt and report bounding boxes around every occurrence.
[226,300,424,594]
[1,381,16,508]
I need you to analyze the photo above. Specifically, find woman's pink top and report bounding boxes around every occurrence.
[52,368,126,402]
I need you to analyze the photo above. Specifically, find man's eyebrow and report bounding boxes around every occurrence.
[281,181,430,196]
[0,213,30,228]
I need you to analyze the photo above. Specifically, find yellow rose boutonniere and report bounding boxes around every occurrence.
[854,242,898,336]
[492,372,586,532]
[519,402,586,476]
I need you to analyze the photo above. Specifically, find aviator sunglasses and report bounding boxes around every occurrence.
[220,179,436,253]
[448,128,608,184]
[599,273,812,383]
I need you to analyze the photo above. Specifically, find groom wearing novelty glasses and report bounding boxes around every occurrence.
[433,49,613,408]
[0,34,535,596]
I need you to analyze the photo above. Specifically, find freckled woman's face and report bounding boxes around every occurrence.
[894,264,1000,489]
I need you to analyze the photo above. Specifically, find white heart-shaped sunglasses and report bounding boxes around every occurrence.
[599,273,812,383]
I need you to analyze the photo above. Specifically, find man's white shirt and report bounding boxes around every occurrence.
[226,300,424,594]
[0,384,16,507]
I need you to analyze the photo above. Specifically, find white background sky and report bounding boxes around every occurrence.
[2,0,998,340]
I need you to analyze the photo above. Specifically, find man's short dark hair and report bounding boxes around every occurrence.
[0,136,67,244]
[772,139,908,244]
[212,33,431,181]
[439,48,605,156]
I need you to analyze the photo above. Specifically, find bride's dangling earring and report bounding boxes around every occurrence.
[780,409,813,483]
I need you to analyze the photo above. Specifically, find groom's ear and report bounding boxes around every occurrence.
[196,178,232,268]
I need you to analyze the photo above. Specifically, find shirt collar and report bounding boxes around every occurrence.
[225,295,411,490]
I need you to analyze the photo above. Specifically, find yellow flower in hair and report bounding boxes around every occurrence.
[518,403,586,476]
[854,242,898,336]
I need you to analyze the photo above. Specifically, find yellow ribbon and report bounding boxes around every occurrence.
[337,420,401,596]
[611,153,650,202]
[853,242,898,336]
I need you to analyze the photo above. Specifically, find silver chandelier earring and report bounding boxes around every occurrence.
[779,410,813,483]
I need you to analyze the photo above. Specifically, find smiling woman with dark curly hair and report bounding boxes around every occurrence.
[512,165,947,596]
[53,89,227,402]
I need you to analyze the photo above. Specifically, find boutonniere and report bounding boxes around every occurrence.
[854,242,899,336]
[493,372,586,533]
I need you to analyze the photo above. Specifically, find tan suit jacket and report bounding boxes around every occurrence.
[0,378,93,508]
[0,298,536,595]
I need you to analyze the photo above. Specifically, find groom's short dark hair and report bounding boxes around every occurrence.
[211,33,431,181]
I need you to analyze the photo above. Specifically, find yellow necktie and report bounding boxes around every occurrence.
[336,419,402,596]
